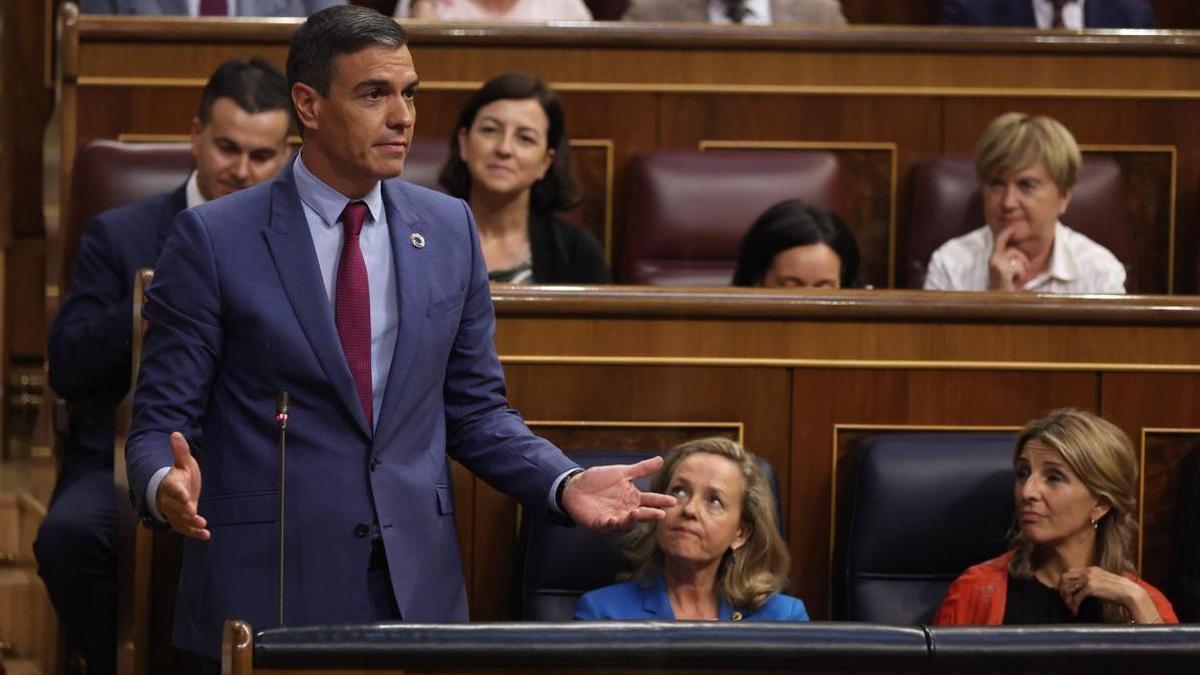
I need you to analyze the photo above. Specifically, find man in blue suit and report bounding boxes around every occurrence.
[125,4,673,664]
[941,0,1157,29]
[36,58,291,675]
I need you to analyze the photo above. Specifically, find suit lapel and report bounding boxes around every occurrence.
[262,163,371,436]
[374,180,430,437]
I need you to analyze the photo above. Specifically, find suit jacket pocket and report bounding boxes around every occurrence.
[200,491,279,526]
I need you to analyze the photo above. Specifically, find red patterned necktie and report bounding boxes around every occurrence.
[336,201,373,429]
[1051,0,1066,28]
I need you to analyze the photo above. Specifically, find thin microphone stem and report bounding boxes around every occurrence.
[276,391,289,626]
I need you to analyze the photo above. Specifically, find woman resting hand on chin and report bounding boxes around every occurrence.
[935,409,1176,625]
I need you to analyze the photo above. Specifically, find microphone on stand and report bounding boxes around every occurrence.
[276,391,289,626]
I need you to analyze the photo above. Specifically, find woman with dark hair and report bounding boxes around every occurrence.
[731,199,859,288]
[935,409,1177,625]
[439,72,609,284]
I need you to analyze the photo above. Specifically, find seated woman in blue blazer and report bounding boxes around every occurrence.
[575,438,808,621]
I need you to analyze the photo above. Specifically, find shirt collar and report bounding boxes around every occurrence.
[185,170,206,209]
[292,152,384,230]
[1038,221,1078,284]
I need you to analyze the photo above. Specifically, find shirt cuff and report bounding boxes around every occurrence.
[145,465,172,523]
[548,468,584,515]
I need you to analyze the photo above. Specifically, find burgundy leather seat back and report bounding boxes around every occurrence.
[62,140,195,294]
[906,156,1135,290]
[621,150,845,286]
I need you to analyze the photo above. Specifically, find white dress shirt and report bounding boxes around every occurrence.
[923,221,1126,294]
[708,0,772,25]
[1033,0,1084,29]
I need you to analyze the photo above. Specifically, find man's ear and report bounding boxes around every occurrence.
[188,117,202,159]
[292,82,320,134]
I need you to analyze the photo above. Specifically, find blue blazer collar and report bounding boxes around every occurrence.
[639,573,736,620]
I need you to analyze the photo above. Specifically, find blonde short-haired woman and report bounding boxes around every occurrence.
[923,113,1126,294]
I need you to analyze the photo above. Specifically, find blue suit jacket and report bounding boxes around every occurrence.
[78,0,343,15]
[49,185,186,462]
[575,574,809,621]
[940,0,1157,28]
[125,162,578,659]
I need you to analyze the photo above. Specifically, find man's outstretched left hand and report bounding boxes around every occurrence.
[561,456,676,530]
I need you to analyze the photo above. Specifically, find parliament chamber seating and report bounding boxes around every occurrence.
[62,140,193,294]
[517,450,783,621]
[835,432,1016,624]
[619,150,845,285]
[906,157,1136,290]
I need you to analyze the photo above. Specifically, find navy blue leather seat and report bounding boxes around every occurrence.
[836,432,1017,624]
[518,449,782,621]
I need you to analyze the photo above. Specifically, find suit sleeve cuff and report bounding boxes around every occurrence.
[549,468,584,515]
[145,466,171,523]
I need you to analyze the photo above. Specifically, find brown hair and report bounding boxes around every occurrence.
[1008,409,1139,623]
[620,437,790,613]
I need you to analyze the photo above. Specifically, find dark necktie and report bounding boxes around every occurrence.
[336,201,373,429]
[1051,0,1066,28]
[724,0,749,24]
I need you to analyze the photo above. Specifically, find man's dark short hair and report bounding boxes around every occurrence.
[287,5,408,101]
[732,199,861,288]
[197,57,291,126]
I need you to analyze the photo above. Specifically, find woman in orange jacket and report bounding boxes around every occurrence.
[935,409,1177,625]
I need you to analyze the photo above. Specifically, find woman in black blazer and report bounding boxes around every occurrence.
[440,72,609,284]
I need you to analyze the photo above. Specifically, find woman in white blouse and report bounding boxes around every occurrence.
[396,0,593,21]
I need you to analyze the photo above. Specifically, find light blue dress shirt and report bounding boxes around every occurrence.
[292,152,398,426]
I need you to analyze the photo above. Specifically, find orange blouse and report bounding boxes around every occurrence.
[933,550,1179,625]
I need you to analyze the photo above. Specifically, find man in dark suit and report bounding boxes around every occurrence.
[941,0,1158,29]
[125,4,673,665]
[34,58,292,675]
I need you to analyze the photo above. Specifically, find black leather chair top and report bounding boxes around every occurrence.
[252,622,930,670]
[839,432,1017,624]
